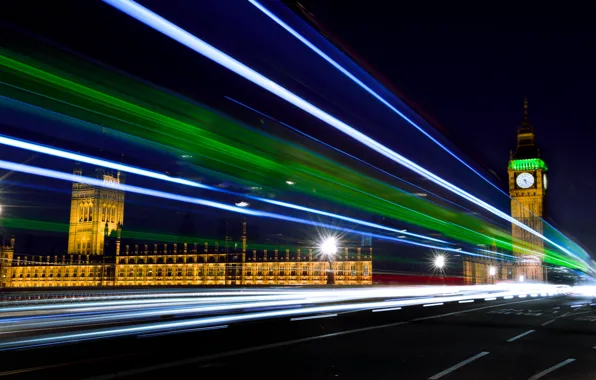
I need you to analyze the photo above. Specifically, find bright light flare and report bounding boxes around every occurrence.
[433,254,446,269]
[235,201,249,207]
[320,236,338,257]
[489,266,497,276]
[101,0,591,272]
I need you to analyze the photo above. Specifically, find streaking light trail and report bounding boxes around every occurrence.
[102,0,590,271]
[248,0,507,196]
[0,134,445,244]
[0,158,509,261]
[0,284,568,350]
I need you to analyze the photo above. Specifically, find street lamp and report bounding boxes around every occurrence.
[518,275,525,282]
[235,201,250,207]
[433,254,445,269]
[489,266,497,284]
[320,237,338,285]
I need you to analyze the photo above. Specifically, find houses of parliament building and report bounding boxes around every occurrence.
[0,167,373,288]
[0,101,550,288]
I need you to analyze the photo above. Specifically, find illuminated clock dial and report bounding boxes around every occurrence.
[516,172,534,189]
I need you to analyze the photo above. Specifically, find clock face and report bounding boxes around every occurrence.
[543,174,548,190]
[516,172,535,189]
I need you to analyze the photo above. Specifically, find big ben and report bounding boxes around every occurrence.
[508,99,547,282]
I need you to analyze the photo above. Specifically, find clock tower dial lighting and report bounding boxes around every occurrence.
[507,98,547,282]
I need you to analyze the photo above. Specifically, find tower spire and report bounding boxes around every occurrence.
[523,97,529,122]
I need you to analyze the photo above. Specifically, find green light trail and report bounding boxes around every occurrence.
[0,46,590,272]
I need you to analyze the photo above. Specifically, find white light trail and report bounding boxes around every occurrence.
[0,158,512,262]
[101,0,589,270]
[0,284,562,350]
[248,0,505,195]
[0,135,446,244]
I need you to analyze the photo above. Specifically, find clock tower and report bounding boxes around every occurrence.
[508,99,547,282]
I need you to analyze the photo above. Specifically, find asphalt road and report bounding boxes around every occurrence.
[1,292,595,380]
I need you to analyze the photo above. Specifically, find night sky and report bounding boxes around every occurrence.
[1,2,596,259]
[296,2,596,252]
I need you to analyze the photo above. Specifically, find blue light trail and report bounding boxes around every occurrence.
[101,0,591,271]
[0,158,508,260]
[248,0,508,197]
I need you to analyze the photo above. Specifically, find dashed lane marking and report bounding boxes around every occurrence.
[528,358,575,380]
[507,329,535,343]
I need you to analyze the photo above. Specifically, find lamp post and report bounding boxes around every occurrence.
[489,266,497,284]
[320,237,338,285]
[432,253,446,283]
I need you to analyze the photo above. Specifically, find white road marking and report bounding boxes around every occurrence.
[507,329,535,342]
[84,299,538,380]
[423,303,444,307]
[541,319,556,326]
[290,314,337,321]
[427,351,490,379]
[527,358,575,380]
[413,299,539,322]
[484,297,497,301]
[458,300,474,304]
[571,304,584,308]
[372,307,402,313]
[504,296,514,299]
[559,311,572,318]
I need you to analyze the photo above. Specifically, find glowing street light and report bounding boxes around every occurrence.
[320,236,338,257]
[518,275,525,282]
[235,201,250,207]
[320,236,338,285]
[489,266,497,276]
[433,255,446,269]
[285,180,295,185]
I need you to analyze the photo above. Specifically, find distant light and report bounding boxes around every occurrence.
[434,255,446,269]
[489,266,497,276]
[399,229,407,232]
[320,237,338,256]
[235,201,249,207]
[519,275,525,282]
[0,205,2,215]
[180,154,193,159]
[285,181,295,185]
[397,235,406,239]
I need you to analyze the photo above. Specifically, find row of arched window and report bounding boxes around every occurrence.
[78,202,119,223]
[78,202,94,222]
[101,204,118,223]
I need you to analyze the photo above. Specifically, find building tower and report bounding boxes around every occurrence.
[508,99,548,281]
[67,166,125,255]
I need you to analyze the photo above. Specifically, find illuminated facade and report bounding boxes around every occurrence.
[2,167,372,288]
[507,99,546,282]
[463,99,547,284]
[67,166,125,255]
